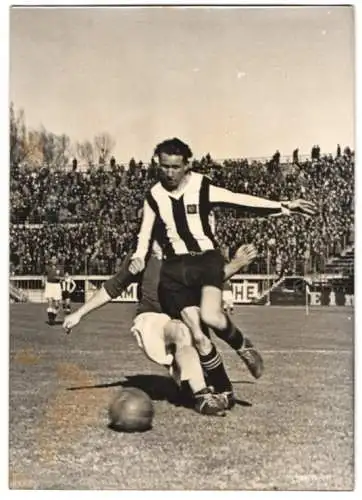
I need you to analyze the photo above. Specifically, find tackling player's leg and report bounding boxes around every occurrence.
[131,313,226,416]
[164,319,227,415]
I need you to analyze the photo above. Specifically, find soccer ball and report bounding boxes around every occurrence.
[108,388,154,432]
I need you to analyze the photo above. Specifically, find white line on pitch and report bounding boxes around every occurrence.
[261,349,352,354]
[60,348,353,355]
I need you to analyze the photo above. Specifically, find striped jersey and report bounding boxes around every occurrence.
[149,173,216,258]
[133,171,286,261]
[61,277,76,293]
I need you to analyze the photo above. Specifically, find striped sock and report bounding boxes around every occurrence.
[199,344,233,393]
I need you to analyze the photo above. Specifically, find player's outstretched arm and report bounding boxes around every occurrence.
[209,185,317,217]
[129,198,156,274]
[283,199,317,216]
[63,286,112,333]
[224,244,258,280]
[63,252,138,333]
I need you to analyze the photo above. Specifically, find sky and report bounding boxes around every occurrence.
[9,5,355,163]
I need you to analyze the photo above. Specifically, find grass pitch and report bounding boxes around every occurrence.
[9,303,354,490]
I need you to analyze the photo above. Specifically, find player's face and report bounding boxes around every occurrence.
[158,153,189,190]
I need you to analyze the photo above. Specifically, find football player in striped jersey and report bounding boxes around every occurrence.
[60,272,77,314]
[130,138,317,381]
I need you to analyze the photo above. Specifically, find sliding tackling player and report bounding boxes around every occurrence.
[63,242,257,416]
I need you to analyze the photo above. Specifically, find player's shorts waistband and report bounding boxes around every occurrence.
[163,249,219,261]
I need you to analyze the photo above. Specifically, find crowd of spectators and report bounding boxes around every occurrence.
[10,148,354,276]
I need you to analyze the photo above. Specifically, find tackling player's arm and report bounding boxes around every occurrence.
[129,196,156,274]
[63,253,140,333]
[223,244,258,280]
[209,185,316,217]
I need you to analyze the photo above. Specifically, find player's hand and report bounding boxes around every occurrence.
[233,244,258,267]
[63,312,82,334]
[129,257,145,275]
[286,199,318,216]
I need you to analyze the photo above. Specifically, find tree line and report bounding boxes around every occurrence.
[10,103,116,169]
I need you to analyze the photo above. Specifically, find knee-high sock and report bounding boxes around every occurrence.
[199,341,233,393]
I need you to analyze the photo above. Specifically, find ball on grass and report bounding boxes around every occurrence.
[108,387,154,433]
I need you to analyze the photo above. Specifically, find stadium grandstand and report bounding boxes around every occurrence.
[10,147,354,305]
[10,149,354,266]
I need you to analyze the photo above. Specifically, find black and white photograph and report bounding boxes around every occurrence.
[6,1,356,491]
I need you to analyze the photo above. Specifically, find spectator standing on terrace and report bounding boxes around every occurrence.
[293,148,299,165]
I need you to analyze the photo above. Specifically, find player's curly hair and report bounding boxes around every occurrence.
[154,138,193,163]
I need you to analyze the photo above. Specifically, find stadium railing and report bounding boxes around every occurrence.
[9,273,353,307]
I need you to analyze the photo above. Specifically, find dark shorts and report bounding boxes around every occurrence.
[62,291,70,300]
[158,249,225,319]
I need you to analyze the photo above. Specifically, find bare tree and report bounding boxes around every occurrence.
[10,102,28,167]
[77,140,95,167]
[39,127,56,167]
[93,132,115,165]
[53,134,71,169]
[10,103,115,171]
[26,129,44,167]
[24,128,71,169]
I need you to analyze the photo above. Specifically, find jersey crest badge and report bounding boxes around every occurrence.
[186,204,198,214]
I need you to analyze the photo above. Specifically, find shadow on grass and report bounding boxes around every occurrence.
[67,373,252,408]
[45,320,64,326]
[67,374,186,407]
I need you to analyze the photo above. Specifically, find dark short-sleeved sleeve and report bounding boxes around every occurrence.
[103,251,140,299]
